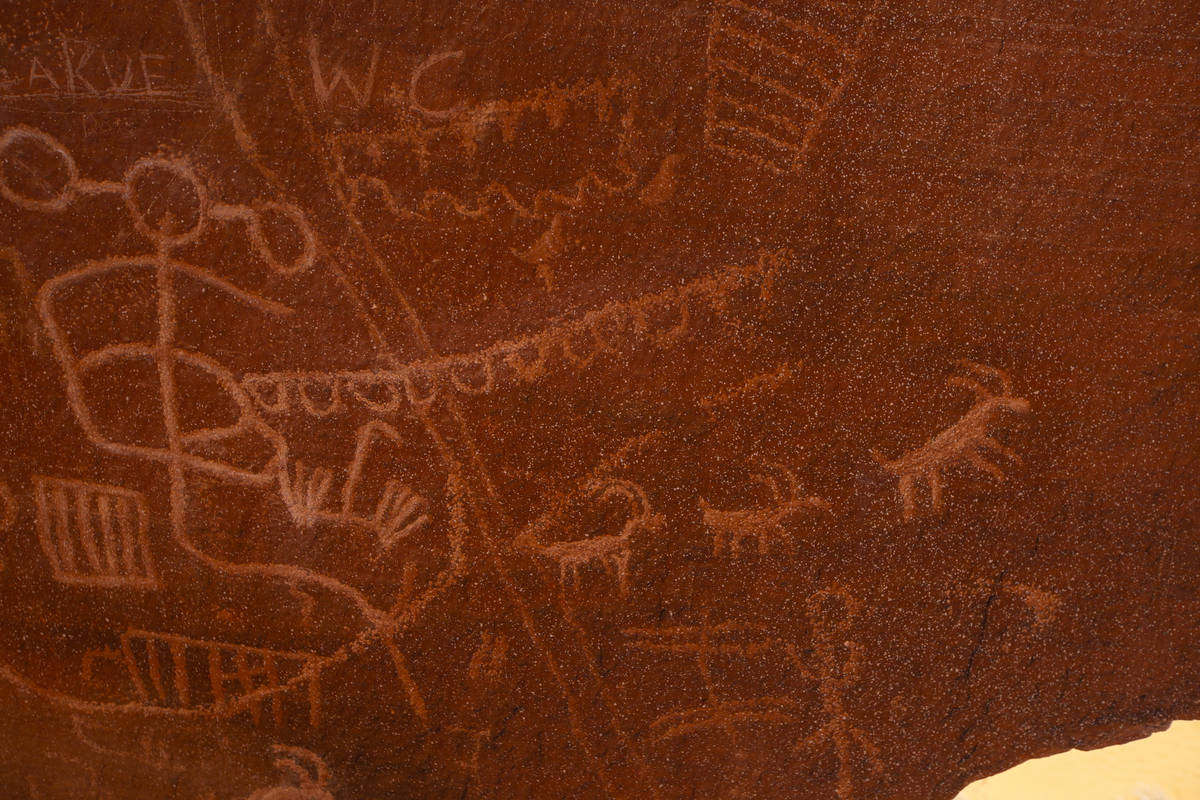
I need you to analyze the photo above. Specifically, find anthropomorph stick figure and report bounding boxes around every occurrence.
[3,125,443,727]
[8,124,307,486]
[795,588,881,799]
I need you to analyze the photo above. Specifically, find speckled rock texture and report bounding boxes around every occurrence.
[0,1,1196,798]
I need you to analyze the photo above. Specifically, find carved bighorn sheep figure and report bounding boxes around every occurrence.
[514,478,662,595]
[700,463,832,557]
[872,360,1031,521]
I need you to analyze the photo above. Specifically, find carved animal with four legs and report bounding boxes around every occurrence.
[514,479,662,595]
[701,463,832,557]
[873,361,1031,520]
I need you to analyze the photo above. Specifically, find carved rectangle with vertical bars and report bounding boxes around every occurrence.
[32,475,156,588]
[120,629,325,731]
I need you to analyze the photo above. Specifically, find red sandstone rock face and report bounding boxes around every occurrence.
[0,1,1196,798]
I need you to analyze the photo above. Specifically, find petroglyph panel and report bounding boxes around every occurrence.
[0,0,1197,798]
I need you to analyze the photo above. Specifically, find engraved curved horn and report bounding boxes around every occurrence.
[765,461,801,498]
[591,477,650,517]
[269,745,328,786]
[748,472,781,502]
[954,360,1013,396]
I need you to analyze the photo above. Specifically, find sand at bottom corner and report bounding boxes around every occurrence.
[955,720,1200,800]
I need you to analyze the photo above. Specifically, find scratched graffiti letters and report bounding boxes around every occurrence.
[0,38,195,102]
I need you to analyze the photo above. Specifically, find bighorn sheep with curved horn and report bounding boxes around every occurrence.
[701,462,832,557]
[514,478,662,596]
[872,360,1031,521]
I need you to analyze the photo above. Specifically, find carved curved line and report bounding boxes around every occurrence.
[0,125,80,212]
[587,305,629,354]
[36,262,284,484]
[247,201,319,275]
[447,358,496,395]
[344,373,404,413]
[955,359,1013,396]
[648,298,691,347]
[0,660,209,719]
[590,478,652,516]
[243,373,291,414]
[501,340,550,382]
[39,255,293,319]
[400,368,439,407]
[339,420,413,519]
[558,327,598,369]
[409,50,466,121]
[296,374,342,417]
[72,344,280,479]
[122,156,209,247]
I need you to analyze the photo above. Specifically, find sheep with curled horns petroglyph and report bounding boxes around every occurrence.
[701,463,832,557]
[514,479,662,595]
[872,361,1031,521]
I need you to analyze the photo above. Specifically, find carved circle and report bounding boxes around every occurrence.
[123,157,207,246]
[249,201,318,275]
[0,126,79,212]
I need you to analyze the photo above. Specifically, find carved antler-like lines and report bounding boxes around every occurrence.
[873,362,1031,521]
[946,359,1013,399]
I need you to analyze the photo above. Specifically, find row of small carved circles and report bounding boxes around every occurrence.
[241,255,777,415]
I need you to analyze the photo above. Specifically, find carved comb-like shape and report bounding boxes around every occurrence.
[374,479,432,549]
[280,462,335,527]
[32,475,156,589]
[120,629,324,731]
